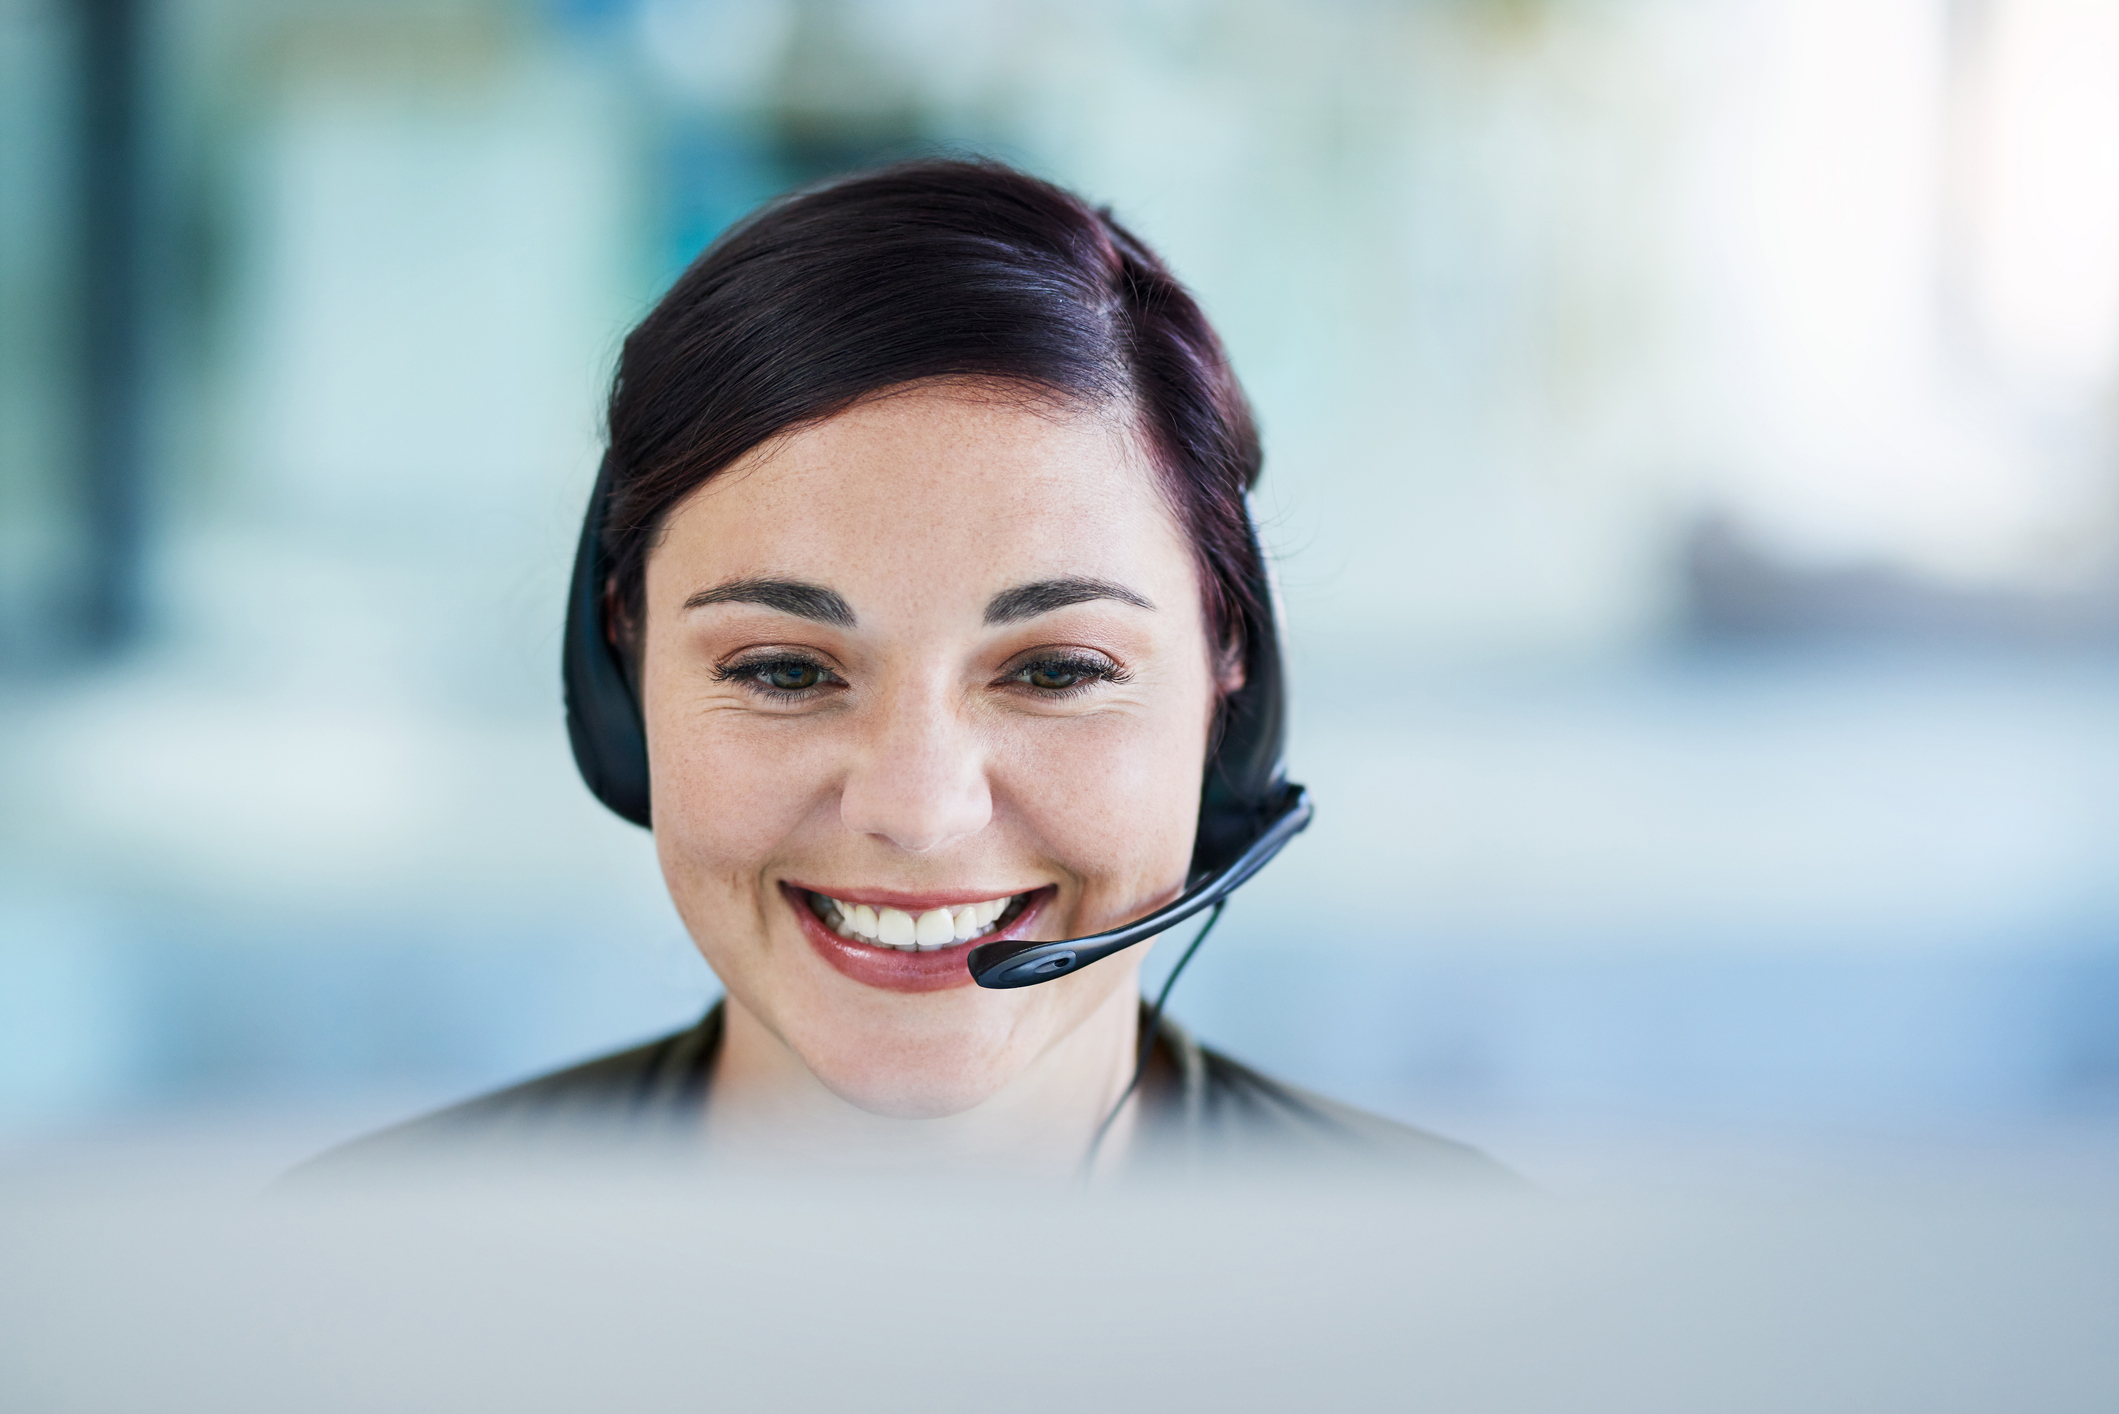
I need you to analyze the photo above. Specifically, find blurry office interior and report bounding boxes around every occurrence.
[3,0,2118,1183]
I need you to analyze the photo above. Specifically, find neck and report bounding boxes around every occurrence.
[703,987,1145,1181]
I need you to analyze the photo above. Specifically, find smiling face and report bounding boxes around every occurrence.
[637,383,1226,1123]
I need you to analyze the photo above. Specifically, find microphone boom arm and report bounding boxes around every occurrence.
[967,785,1312,989]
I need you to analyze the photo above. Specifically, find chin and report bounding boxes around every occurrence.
[778,960,1133,1120]
[797,1020,1024,1120]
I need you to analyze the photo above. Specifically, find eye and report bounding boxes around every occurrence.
[1024,662,1086,691]
[714,654,841,700]
[1007,653,1128,697]
[762,661,825,692]
[1025,665,1093,691]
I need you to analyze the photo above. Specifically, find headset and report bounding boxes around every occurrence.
[562,449,1312,992]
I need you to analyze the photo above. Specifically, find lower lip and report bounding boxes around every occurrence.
[785,886,1050,993]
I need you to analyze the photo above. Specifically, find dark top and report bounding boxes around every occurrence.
[292,1002,1515,1186]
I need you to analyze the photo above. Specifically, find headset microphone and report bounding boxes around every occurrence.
[965,784,1309,986]
[564,451,1311,988]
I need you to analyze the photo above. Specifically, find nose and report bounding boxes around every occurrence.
[837,673,992,853]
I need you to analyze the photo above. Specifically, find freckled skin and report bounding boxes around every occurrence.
[638,385,1228,1163]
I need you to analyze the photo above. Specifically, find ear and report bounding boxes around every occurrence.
[1215,632,1247,696]
[602,576,639,658]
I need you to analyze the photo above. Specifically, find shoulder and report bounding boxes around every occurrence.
[1199,1045,1518,1182]
[281,1009,721,1186]
[1149,1016,1522,1187]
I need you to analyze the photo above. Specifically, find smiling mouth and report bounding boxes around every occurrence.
[804,891,1029,952]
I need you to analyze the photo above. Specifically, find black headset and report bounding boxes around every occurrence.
[562,449,1311,990]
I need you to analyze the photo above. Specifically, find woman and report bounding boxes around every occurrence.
[311,160,1504,1183]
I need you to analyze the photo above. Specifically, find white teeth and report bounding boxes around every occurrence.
[811,892,1021,952]
[876,907,916,948]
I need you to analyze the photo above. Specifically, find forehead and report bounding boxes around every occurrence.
[651,386,1194,609]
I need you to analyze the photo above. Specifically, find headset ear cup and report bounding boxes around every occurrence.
[1192,520,1287,879]
[563,453,653,828]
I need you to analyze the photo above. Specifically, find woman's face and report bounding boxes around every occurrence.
[638,384,1226,1120]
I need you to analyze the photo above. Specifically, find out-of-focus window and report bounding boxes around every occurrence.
[1,0,2114,1183]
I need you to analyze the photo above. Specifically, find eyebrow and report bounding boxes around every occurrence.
[984,576,1155,625]
[681,577,856,627]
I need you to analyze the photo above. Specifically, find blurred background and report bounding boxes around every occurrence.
[3,0,2118,1187]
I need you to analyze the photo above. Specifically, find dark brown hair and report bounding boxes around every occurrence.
[600,157,1265,667]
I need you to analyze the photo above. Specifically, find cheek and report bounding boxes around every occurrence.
[993,703,1210,900]
[645,706,837,886]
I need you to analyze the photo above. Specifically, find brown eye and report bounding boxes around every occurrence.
[763,661,824,691]
[1013,654,1124,694]
[1023,664,1084,691]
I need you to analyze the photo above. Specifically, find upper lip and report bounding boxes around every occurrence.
[782,882,1043,912]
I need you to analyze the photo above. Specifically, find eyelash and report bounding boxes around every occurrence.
[713,655,842,703]
[713,653,1129,702]
[1004,654,1130,698]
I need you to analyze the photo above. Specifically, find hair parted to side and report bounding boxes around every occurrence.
[589,157,1286,863]
[600,157,1266,673]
